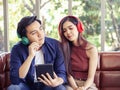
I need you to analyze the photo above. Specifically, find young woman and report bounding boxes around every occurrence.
[58,15,98,90]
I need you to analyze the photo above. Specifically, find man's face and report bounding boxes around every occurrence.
[26,20,45,46]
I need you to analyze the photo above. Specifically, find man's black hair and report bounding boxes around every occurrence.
[17,16,41,38]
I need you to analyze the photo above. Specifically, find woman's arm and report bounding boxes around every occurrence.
[68,75,78,90]
[84,45,98,89]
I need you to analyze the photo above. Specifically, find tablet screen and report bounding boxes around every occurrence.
[35,64,54,80]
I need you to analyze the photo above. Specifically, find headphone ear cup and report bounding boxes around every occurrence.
[21,37,29,45]
[17,33,21,38]
[77,21,84,33]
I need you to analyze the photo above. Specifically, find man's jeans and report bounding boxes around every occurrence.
[7,83,30,90]
[7,82,66,90]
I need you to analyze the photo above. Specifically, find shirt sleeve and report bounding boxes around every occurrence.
[54,42,67,84]
[10,45,23,84]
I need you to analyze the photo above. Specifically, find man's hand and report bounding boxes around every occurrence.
[28,42,40,56]
[38,72,64,87]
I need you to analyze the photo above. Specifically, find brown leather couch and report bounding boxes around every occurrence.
[94,52,120,90]
[0,52,120,90]
[0,52,10,90]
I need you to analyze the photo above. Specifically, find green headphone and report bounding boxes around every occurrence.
[17,33,30,45]
[21,36,29,45]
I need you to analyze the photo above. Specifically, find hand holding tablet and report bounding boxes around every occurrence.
[35,64,54,80]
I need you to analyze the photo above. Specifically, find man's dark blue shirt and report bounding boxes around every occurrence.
[10,37,67,86]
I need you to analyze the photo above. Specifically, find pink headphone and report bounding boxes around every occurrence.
[58,15,84,34]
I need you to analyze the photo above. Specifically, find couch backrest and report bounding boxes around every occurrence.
[0,52,11,90]
[95,52,120,90]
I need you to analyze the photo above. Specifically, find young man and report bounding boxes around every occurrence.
[7,16,67,90]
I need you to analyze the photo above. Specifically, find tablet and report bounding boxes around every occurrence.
[35,64,54,80]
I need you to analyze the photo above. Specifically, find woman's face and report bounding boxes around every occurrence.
[62,20,79,44]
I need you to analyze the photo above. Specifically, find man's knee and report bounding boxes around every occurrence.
[7,84,21,90]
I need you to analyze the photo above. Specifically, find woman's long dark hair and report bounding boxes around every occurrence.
[58,16,89,76]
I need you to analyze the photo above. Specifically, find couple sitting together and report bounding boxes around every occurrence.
[7,15,98,90]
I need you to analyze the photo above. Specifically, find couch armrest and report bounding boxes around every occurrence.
[0,52,11,90]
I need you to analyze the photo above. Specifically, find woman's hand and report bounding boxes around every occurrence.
[38,72,64,87]
[75,86,86,90]
[68,75,78,89]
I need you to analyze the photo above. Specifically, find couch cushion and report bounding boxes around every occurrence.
[100,52,120,70]
[94,71,100,88]
[101,88,120,90]
[100,52,120,89]
[101,71,120,87]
